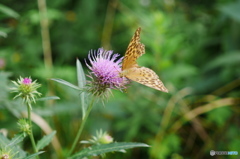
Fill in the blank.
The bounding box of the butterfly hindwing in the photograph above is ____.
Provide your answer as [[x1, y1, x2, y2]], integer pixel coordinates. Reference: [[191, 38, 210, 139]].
[[125, 67, 168, 92]]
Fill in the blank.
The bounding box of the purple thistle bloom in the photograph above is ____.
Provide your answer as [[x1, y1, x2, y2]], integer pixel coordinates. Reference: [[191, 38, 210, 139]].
[[85, 48, 128, 98], [22, 78, 32, 85]]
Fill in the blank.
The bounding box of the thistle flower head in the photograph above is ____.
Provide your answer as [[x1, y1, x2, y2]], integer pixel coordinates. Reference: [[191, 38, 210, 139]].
[[10, 76, 41, 104], [17, 118, 31, 136], [0, 153, 10, 159], [85, 48, 128, 99], [0, 148, 17, 159], [98, 132, 113, 144], [80, 129, 113, 145], [22, 78, 32, 85]]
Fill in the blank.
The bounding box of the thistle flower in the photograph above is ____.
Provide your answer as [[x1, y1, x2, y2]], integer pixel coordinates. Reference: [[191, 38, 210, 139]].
[[0, 153, 10, 159], [18, 118, 31, 136], [10, 77, 41, 104], [98, 132, 113, 144], [0, 148, 18, 159], [81, 129, 113, 145], [85, 48, 128, 99]]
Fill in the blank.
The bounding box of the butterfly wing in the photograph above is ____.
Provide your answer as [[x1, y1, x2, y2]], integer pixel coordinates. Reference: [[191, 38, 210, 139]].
[[122, 27, 145, 70], [121, 27, 168, 92], [125, 67, 168, 92]]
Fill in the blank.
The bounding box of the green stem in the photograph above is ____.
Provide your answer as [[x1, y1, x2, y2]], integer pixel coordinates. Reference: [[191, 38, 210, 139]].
[[27, 103, 39, 159], [68, 97, 95, 156]]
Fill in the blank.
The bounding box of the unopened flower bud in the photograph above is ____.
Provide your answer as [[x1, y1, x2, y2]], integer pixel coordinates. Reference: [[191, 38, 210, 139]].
[[10, 76, 41, 104], [17, 118, 31, 135]]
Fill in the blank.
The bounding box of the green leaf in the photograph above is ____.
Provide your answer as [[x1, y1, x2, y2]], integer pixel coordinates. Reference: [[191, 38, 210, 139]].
[[76, 59, 86, 88], [167, 63, 197, 79], [7, 133, 25, 147], [218, 1, 240, 22], [0, 133, 10, 148], [22, 151, 45, 159], [0, 4, 19, 18], [0, 133, 27, 157], [70, 142, 149, 159], [51, 78, 80, 90], [204, 51, 240, 71], [0, 30, 7, 38], [37, 96, 60, 101], [206, 107, 232, 127], [36, 131, 56, 150], [76, 59, 88, 118], [150, 134, 180, 159]]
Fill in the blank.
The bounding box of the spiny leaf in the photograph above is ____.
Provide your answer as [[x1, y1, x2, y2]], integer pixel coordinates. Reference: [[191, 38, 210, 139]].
[[21, 151, 45, 159], [70, 142, 149, 159], [7, 133, 25, 147], [36, 131, 56, 150], [0, 133, 26, 157]]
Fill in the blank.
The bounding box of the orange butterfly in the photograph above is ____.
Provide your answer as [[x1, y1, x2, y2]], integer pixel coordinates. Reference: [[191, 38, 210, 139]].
[[120, 27, 168, 92]]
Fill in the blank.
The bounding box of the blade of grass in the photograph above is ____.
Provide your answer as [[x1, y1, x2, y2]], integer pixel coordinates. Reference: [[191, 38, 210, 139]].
[[170, 97, 240, 132]]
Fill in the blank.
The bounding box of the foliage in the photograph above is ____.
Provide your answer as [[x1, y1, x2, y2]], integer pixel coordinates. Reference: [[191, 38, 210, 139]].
[[70, 142, 149, 159], [1, 0, 240, 158]]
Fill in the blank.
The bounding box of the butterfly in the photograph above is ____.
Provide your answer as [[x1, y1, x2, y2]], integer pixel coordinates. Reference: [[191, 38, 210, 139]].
[[120, 27, 168, 92]]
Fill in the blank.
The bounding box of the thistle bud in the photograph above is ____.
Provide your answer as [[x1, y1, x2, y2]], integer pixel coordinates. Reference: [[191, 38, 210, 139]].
[[17, 118, 31, 136], [0, 148, 15, 159], [81, 129, 113, 145], [10, 77, 41, 104]]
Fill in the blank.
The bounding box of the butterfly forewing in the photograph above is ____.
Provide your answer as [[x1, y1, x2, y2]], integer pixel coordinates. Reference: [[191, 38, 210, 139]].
[[121, 27, 168, 92], [122, 27, 145, 70]]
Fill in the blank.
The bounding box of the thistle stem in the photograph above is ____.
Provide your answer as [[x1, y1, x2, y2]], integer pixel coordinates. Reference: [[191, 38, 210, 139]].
[[68, 97, 95, 156], [27, 102, 39, 159]]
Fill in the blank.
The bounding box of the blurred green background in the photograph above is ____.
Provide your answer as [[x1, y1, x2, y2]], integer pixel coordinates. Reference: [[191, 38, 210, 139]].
[[0, 0, 240, 158]]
